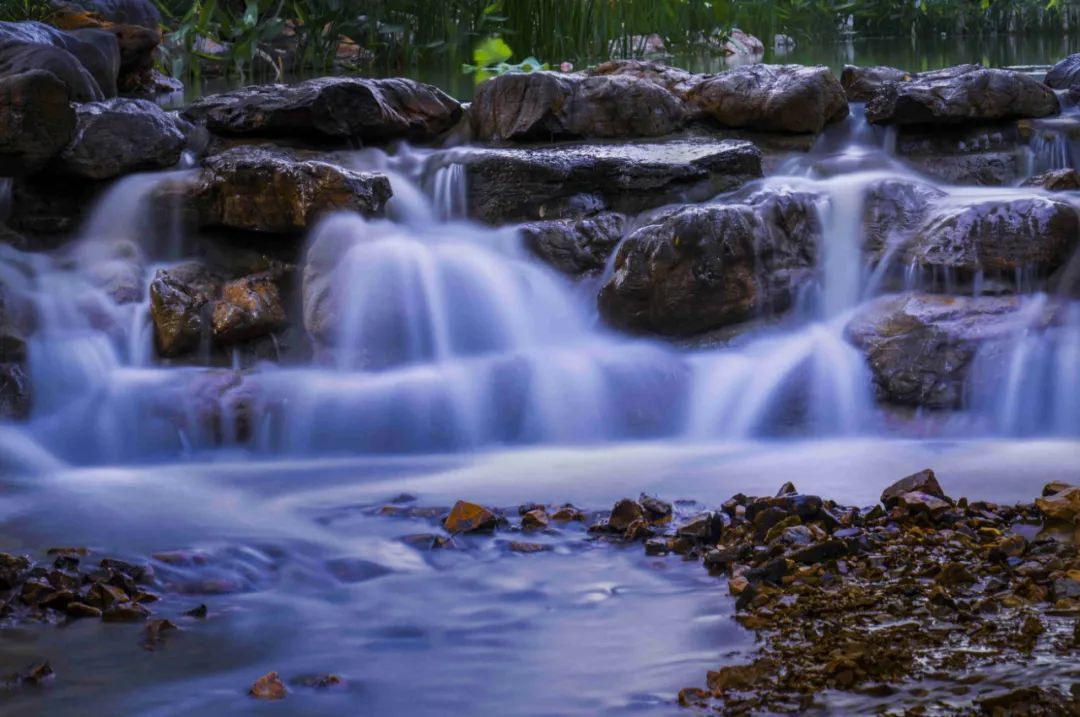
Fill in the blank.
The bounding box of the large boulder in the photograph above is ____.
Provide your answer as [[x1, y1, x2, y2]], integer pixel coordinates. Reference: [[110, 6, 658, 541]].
[[0, 21, 119, 99], [64, 0, 161, 29], [0, 70, 76, 176], [908, 197, 1078, 278], [519, 213, 625, 275], [1021, 168, 1080, 191], [58, 98, 187, 179], [193, 147, 392, 234], [894, 123, 1023, 186], [1044, 53, 1080, 102], [0, 39, 103, 102], [470, 70, 686, 141], [846, 293, 1045, 408], [840, 65, 908, 102], [687, 64, 849, 134], [46, 5, 162, 94], [865, 66, 1059, 125], [862, 179, 945, 259], [463, 139, 762, 224], [183, 77, 462, 143], [598, 190, 819, 336]]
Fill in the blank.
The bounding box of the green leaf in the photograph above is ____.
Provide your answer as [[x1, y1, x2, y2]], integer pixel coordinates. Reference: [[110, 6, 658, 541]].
[[473, 35, 512, 67]]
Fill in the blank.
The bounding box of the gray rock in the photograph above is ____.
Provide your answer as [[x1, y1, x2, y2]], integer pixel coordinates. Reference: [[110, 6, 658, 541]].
[[881, 468, 946, 507], [0, 21, 118, 99], [519, 213, 625, 275], [59, 98, 187, 179], [463, 139, 762, 224], [1021, 168, 1080, 191], [183, 77, 462, 143], [598, 189, 819, 336], [840, 64, 908, 102], [1044, 53, 1080, 102], [68, 0, 161, 28]]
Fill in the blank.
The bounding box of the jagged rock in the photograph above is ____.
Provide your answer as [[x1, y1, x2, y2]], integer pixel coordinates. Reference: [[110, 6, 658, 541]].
[[1021, 168, 1080, 190], [909, 197, 1078, 278], [470, 70, 686, 141], [1045, 53, 1080, 102], [183, 77, 462, 143], [210, 273, 286, 345], [249, 672, 287, 701], [148, 263, 222, 356], [0, 363, 30, 419], [0, 70, 76, 176], [1035, 483, 1079, 523], [845, 293, 1045, 408], [443, 501, 498, 534], [58, 98, 187, 179], [881, 469, 946, 507], [464, 139, 761, 224], [866, 65, 1059, 125], [608, 499, 645, 532], [840, 64, 909, 102], [519, 213, 625, 275], [862, 179, 946, 258], [194, 147, 391, 233], [688, 64, 848, 134], [598, 189, 819, 336]]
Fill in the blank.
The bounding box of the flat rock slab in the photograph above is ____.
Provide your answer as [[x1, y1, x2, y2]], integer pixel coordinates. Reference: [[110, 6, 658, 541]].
[[462, 139, 762, 223], [182, 77, 462, 143]]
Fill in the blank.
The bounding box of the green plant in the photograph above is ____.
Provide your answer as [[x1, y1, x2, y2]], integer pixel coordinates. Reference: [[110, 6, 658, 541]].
[[0, 0, 54, 22], [461, 35, 548, 81]]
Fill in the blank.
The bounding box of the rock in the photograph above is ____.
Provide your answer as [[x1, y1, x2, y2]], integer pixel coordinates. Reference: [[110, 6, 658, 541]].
[[1052, 570, 1080, 599], [896, 491, 951, 518], [57, 98, 186, 179], [65, 601, 102, 618], [1045, 53, 1080, 102], [598, 189, 818, 336], [183, 603, 207, 618], [677, 512, 726, 543], [0, 362, 31, 419], [722, 29, 764, 57], [470, 70, 686, 141], [149, 263, 221, 357], [194, 147, 392, 233], [776, 481, 797, 496], [789, 538, 847, 565], [519, 213, 625, 275], [1021, 168, 1080, 191], [0, 21, 115, 100], [520, 509, 549, 531], [773, 34, 796, 51], [102, 601, 150, 621], [443, 500, 498, 534], [639, 494, 673, 523], [976, 686, 1076, 716], [894, 124, 1023, 186], [706, 664, 763, 693], [141, 618, 176, 649], [936, 562, 976, 587], [464, 139, 760, 224], [249, 671, 287, 700], [289, 673, 343, 689], [210, 273, 286, 345], [7, 173, 105, 233], [0, 70, 77, 176], [841, 64, 909, 102], [1035, 484, 1080, 523], [866, 66, 1059, 125], [66, 0, 161, 28], [608, 499, 645, 532], [862, 179, 945, 259], [183, 77, 462, 143], [608, 33, 666, 58], [845, 293, 1048, 409], [509, 541, 548, 554], [689, 64, 848, 134], [881, 469, 946, 507], [909, 197, 1078, 278]]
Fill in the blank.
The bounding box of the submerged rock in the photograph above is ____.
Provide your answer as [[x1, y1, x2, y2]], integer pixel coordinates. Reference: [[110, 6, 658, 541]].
[[519, 212, 625, 275], [183, 77, 462, 143], [598, 189, 819, 336], [249, 672, 287, 700], [0, 70, 76, 176], [463, 139, 761, 224], [845, 293, 1041, 408], [194, 146, 391, 233], [865, 65, 1059, 125], [58, 98, 187, 179], [443, 501, 499, 534]]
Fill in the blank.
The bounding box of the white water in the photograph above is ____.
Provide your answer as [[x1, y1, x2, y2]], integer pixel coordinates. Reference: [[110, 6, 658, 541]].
[[1, 108, 1079, 467]]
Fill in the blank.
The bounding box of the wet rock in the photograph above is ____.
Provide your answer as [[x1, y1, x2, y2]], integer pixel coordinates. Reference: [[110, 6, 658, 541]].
[[141, 618, 176, 650], [639, 494, 673, 524], [721, 29, 764, 58], [862, 179, 945, 259], [881, 469, 946, 507], [866, 66, 1059, 125], [840, 64, 909, 102], [509, 542, 548, 554], [1045, 53, 1080, 102], [845, 293, 1042, 409], [183, 77, 461, 143], [689, 64, 848, 134], [706, 664, 764, 693], [776, 481, 797, 496], [894, 123, 1024, 186], [57, 98, 187, 179], [463, 139, 761, 224], [249, 671, 287, 700], [551, 505, 585, 522], [0, 70, 77, 176], [4, 661, 54, 688], [0, 362, 31, 420], [598, 190, 818, 336], [64, 0, 161, 29], [677, 512, 727, 543], [470, 69, 686, 141], [909, 197, 1078, 278], [975, 686, 1076, 715], [0, 22, 114, 101], [1021, 168, 1080, 191], [608, 499, 645, 532], [1035, 483, 1079, 524], [325, 558, 392, 584], [1052, 571, 1080, 600], [443, 501, 498, 534], [65, 601, 102, 618], [520, 509, 549, 531], [102, 601, 150, 622], [194, 147, 392, 233], [519, 212, 625, 275], [210, 273, 286, 345], [789, 538, 847, 565], [289, 673, 343, 689], [183, 603, 207, 619], [149, 263, 222, 357]]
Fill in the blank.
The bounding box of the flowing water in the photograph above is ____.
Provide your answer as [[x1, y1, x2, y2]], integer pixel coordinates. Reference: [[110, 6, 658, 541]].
[[2, 66, 1080, 715]]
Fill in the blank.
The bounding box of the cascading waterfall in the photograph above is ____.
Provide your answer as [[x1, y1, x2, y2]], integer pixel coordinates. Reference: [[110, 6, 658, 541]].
[[2, 106, 1080, 465]]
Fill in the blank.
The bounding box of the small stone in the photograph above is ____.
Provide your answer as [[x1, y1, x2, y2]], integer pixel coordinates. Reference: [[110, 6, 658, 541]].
[[896, 491, 951, 518], [789, 539, 848, 565], [521, 509, 549, 531], [443, 501, 498, 534], [638, 494, 673, 524], [102, 602, 150, 622], [776, 481, 797, 496], [881, 469, 947, 508], [706, 664, 762, 693], [551, 504, 584, 522], [763, 515, 802, 544], [290, 674, 343, 688], [508, 542, 548, 553], [85, 583, 128, 609], [65, 602, 102, 619], [678, 687, 710, 706], [183, 604, 208, 619], [1036, 484, 1080, 523], [6, 661, 54, 687], [142, 619, 177, 650], [936, 562, 976, 587], [608, 499, 645, 532], [645, 538, 669, 556], [249, 671, 287, 700], [399, 534, 441, 550], [728, 576, 750, 595], [677, 511, 727, 543], [1052, 570, 1080, 600]]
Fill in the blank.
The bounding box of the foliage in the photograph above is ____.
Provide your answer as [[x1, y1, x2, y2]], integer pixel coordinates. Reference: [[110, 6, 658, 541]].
[[461, 36, 548, 81], [0, 0, 55, 22]]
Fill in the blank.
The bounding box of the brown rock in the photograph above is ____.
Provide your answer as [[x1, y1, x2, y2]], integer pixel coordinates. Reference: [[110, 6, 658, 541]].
[[443, 500, 498, 534], [65, 601, 102, 618], [211, 273, 286, 345], [880, 469, 945, 507], [249, 671, 287, 700], [1021, 168, 1080, 191], [706, 664, 764, 693], [0, 70, 76, 176], [520, 509, 549, 531], [608, 499, 645, 532], [1036, 484, 1080, 523], [102, 601, 150, 622]]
